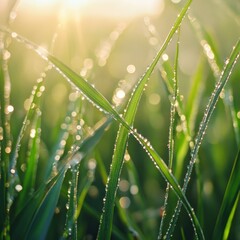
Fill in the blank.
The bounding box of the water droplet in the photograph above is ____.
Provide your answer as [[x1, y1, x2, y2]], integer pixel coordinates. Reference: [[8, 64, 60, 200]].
[[15, 184, 23, 192], [119, 196, 131, 208], [162, 54, 169, 61], [130, 185, 138, 195], [126, 64, 136, 74]]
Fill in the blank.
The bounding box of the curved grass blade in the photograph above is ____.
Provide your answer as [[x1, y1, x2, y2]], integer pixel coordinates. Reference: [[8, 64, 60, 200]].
[[97, 1, 194, 238], [62, 165, 79, 239], [0, 45, 12, 239], [11, 149, 83, 240], [73, 160, 95, 221], [82, 203, 126, 240], [0, 4, 205, 237], [158, 29, 180, 240], [96, 152, 144, 239], [10, 73, 48, 204], [24, 168, 66, 240], [16, 108, 42, 211], [165, 39, 240, 239], [212, 148, 240, 240], [11, 167, 66, 240]]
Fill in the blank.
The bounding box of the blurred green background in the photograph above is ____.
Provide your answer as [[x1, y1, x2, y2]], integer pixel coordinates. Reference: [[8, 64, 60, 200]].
[[0, 0, 239, 239]]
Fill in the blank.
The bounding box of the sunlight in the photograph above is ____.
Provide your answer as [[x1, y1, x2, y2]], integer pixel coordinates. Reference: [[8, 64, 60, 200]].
[[21, 0, 163, 18]]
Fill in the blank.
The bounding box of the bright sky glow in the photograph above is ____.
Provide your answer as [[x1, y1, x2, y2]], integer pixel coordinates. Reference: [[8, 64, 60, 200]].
[[21, 0, 163, 18]]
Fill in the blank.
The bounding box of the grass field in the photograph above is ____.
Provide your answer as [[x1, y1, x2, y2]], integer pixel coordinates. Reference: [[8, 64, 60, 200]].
[[0, 0, 240, 239]]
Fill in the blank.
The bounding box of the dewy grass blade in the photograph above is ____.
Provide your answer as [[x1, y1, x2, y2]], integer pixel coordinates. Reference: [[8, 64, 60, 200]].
[[16, 109, 42, 211], [212, 148, 240, 240], [63, 165, 79, 239], [166, 39, 240, 238], [0, 40, 12, 238], [97, 1, 195, 238], [0, 2, 205, 237], [11, 147, 82, 239], [158, 29, 180, 240], [10, 71, 47, 203], [11, 168, 66, 239], [74, 161, 95, 221]]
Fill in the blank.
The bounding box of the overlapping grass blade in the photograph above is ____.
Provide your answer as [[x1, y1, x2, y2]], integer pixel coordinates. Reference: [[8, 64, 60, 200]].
[[11, 167, 66, 240], [95, 152, 144, 239], [73, 161, 95, 221], [16, 109, 42, 210], [10, 74, 47, 203], [158, 30, 180, 239], [97, 1, 197, 238], [165, 39, 240, 238], [10, 116, 112, 239], [0, 2, 205, 237], [0, 43, 13, 238], [212, 148, 240, 240], [62, 165, 79, 239]]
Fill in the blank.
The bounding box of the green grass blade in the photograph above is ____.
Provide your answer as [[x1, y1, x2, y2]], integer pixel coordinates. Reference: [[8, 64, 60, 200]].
[[158, 29, 180, 239], [166, 38, 240, 238], [10, 75, 47, 204], [11, 168, 66, 239], [97, 1, 193, 238], [0, 44, 12, 239], [24, 169, 66, 240], [212, 148, 240, 240], [74, 161, 95, 221], [62, 165, 79, 239], [225, 89, 240, 146], [16, 109, 42, 210], [1, 4, 205, 237], [223, 194, 239, 240], [11, 148, 82, 239]]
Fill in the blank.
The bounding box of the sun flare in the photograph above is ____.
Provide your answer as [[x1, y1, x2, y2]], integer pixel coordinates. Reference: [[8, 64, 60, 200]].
[[21, 0, 163, 18]]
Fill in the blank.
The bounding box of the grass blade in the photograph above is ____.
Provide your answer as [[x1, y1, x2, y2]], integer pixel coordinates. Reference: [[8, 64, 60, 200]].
[[0, 4, 205, 237], [158, 29, 180, 239], [166, 38, 240, 238], [0, 42, 12, 239], [212, 148, 240, 240], [16, 109, 42, 210], [11, 168, 66, 239], [62, 165, 79, 239], [11, 148, 83, 239], [97, 0, 194, 238]]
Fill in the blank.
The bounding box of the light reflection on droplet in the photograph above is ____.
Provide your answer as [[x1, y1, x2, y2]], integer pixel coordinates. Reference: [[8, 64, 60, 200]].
[[149, 93, 160, 105], [11, 32, 18, 38], [24, 98, 31, 111], [127, 64, 136, 74], [119, 179, 130, 192], [15, 184, 23, 192], [88, 185, 99, 198], [116, 89, 125, 99], [10, 11, 17, 21], [171, 0, 181, 3], [124, 152, 131, 161], [237, 111, 240, 119], [30, 129, 36, 138], [55, 207, 60, 214], [162, 53, 169, 61], [3, 50, 11, 60], [203, 180, 213, 195], [88, 159, 97, 170], [130, 185, 139, 195], [119, 196, 131, 209], [5, 147, 11, 154], [6, 105, 14, 114], [149, 37, 158, 46]]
